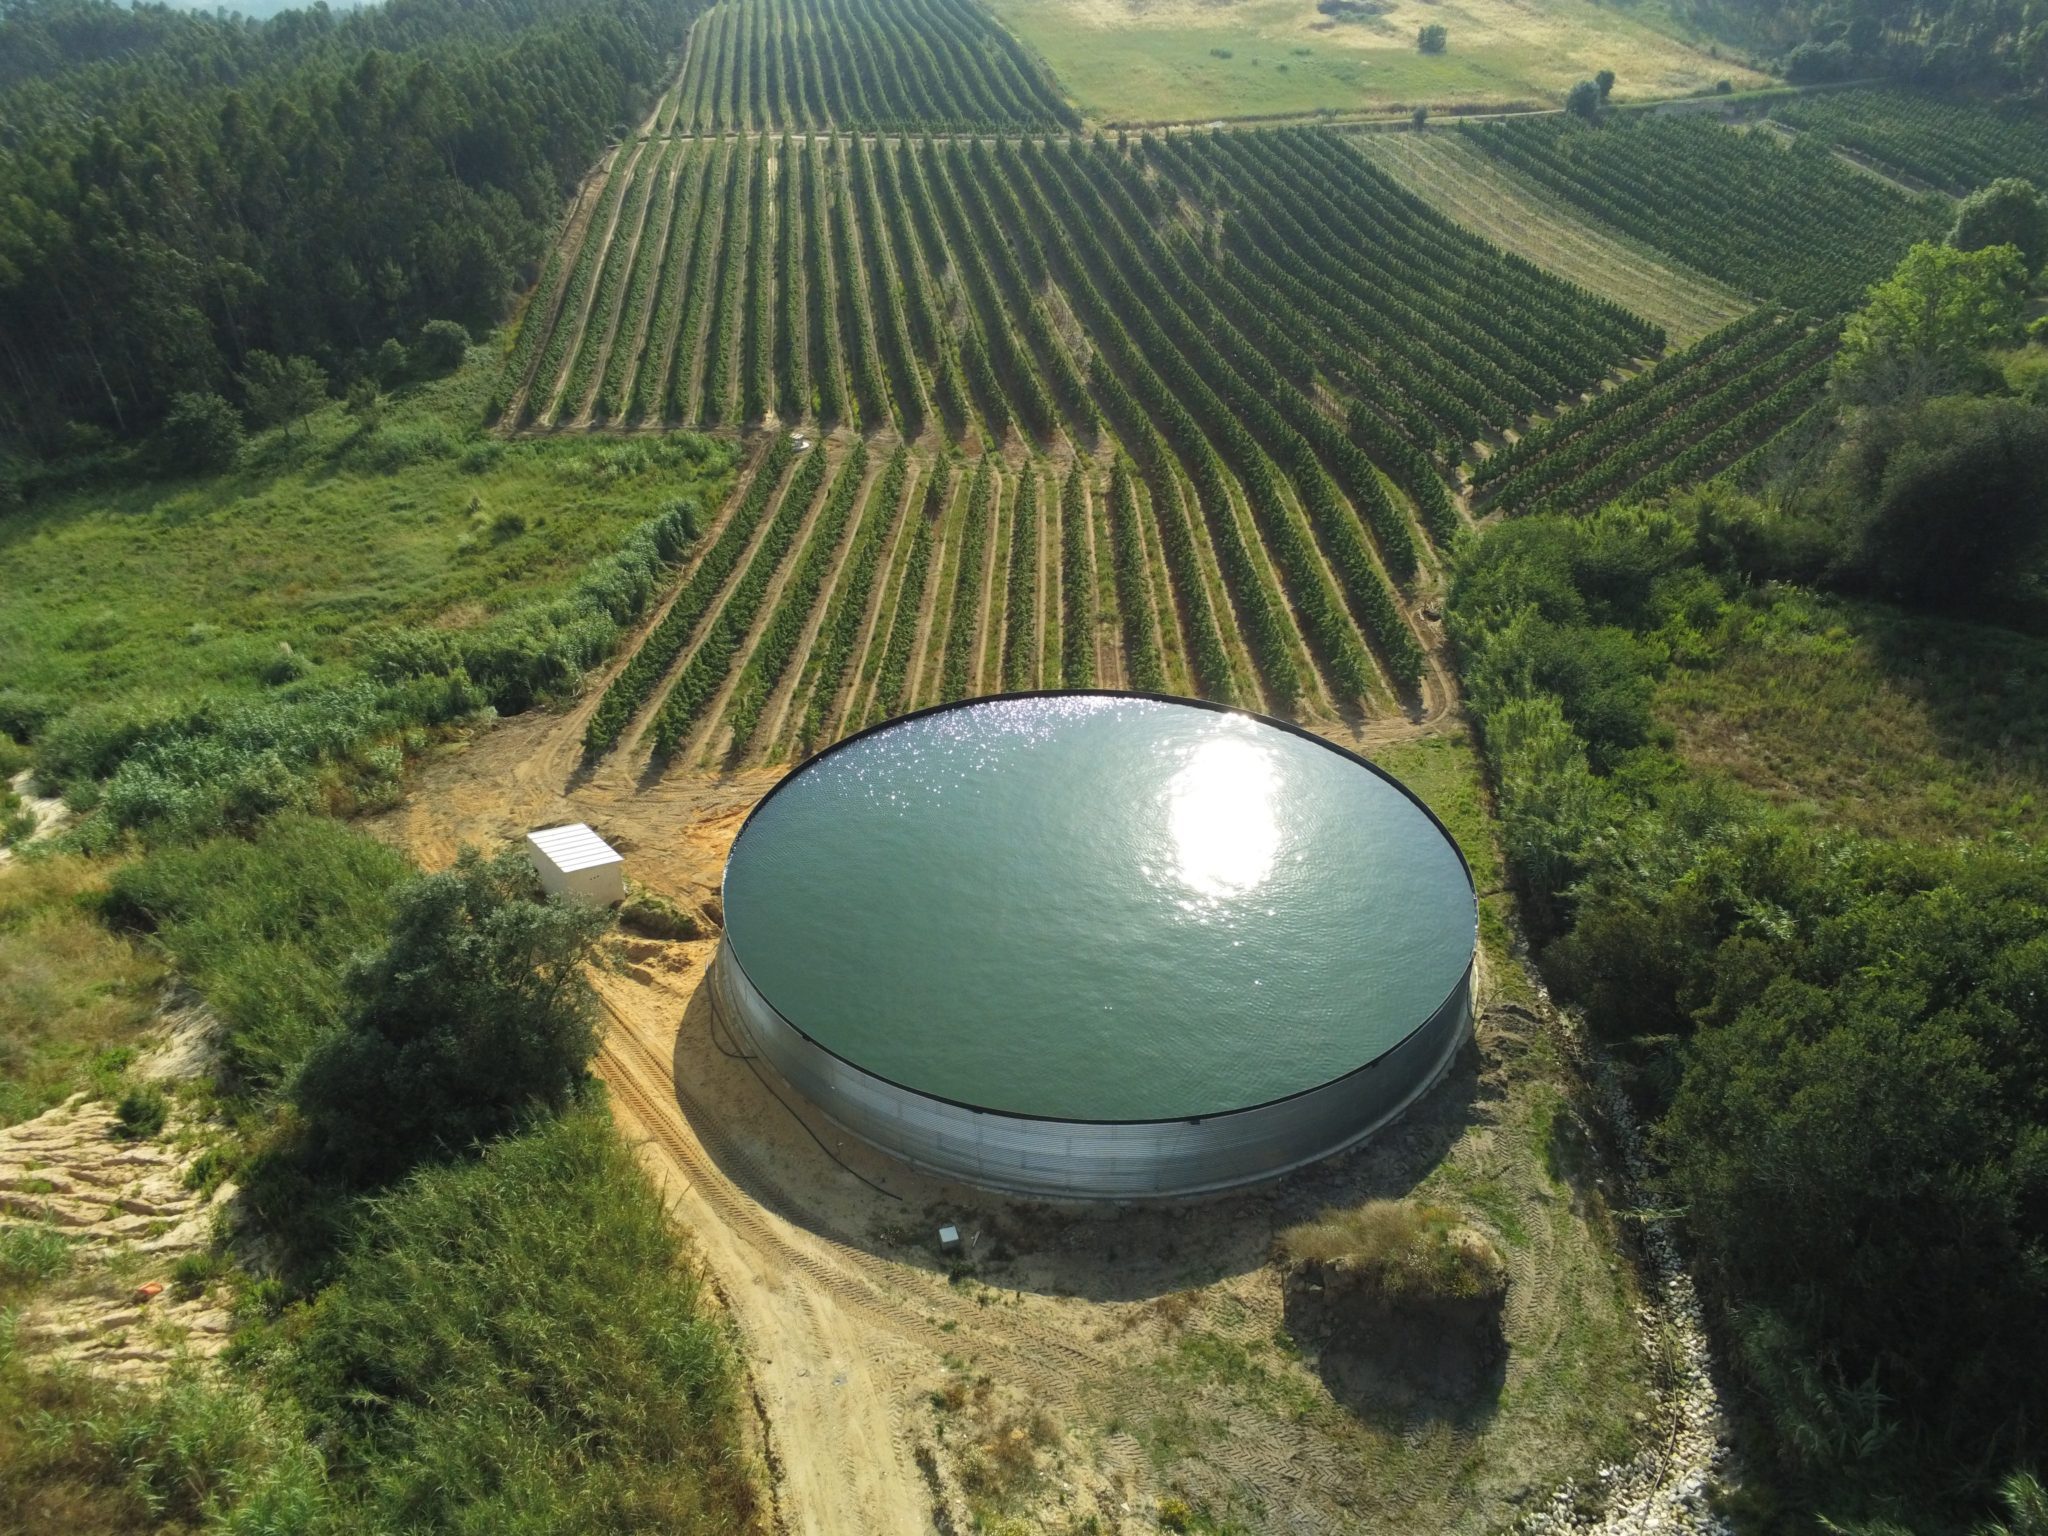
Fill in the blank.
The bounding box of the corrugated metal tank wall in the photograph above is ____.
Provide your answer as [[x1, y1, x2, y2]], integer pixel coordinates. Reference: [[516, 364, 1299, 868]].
[[710, 936, 1473, 1199]]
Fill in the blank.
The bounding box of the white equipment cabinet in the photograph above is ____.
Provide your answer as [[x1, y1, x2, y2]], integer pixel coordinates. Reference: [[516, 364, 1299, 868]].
[[524, 823, 626, 907]]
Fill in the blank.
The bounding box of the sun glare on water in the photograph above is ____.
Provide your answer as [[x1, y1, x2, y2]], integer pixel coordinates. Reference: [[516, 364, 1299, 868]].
[[1166, 732, 1283, 900]]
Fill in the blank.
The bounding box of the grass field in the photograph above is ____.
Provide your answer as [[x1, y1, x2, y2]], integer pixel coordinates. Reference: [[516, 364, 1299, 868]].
[[1658, 586, 2048, 844], [985, 0, 1767, 123], [1355, 130, 1753, 345], [0, 365, 734, 727]]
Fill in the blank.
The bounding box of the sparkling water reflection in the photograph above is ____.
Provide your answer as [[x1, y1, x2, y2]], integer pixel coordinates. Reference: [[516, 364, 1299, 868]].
[[722, 697, 1475, 1120], [1167, 731, 1280, 900]]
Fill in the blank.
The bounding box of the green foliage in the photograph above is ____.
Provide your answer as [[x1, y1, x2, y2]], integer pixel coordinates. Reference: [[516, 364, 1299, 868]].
[[413, 319, 470, 376], [1452, 491, 2048, 1527], [1834, 394, 2048, 607], [1059, 461, 1095, 687], [1834, 242, 2030, 404], [647, 442, 825, 761], [279, 1106, 755, 1533], [939, 457, 996, 701], [156, 392, 244, 475], [292, 847, 608, 1187], [102, 815, 409, 1094], [1475, 310, 1834, 519], [1281, 1200, 1507, 1303], [1466, 115, 1947, 313], [113, 1082, 168, 1139], [0, 0, 679, 442], [0, 1224, 71, 1303], [672, 0, 1077, 134], [1770, 87, 2048, 196], [238, 352, 329, 437], [585, 438, 792, 758], [798, 445, 910, 753], [1951, 177, 2048, 276], [1106, 458, 1166, 692], [1594, 67, 1615, 98], [725, 443, 869, 748], [1417, 23, 1447, 53], [1565, 79, 1600, 118], [0, 1356, 326, 1535]]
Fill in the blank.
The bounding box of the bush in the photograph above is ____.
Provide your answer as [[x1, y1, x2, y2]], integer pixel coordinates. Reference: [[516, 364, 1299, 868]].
[[157, 392, 245, 474], [278, 1108, 756, 1532], [0, 1224, 72, 1301], [102, 815, 410, 1093], [619, 889, 702, 941], [1951, 177, 2048, 278], [1280, 1200, 1507, 1303], [1417, 22, 1447, 52], [1839, 395, 2048, 608], [114, 1083, 168, 1139], [292, 847, 609, 1185], [412, 318, 470, 375], [341, 419, 457, 473]]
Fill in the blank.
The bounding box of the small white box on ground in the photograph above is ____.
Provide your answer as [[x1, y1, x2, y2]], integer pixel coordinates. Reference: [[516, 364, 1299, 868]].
[[525, 823, 626, 907], [937, 1224, 961, 1253]]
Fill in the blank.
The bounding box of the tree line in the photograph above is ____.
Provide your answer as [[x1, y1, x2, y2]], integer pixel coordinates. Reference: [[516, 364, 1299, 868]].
[[0, 0, 697, 446]]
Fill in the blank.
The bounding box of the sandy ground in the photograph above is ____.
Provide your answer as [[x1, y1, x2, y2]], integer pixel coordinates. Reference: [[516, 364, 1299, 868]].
[[0, 770, 69, 868], [2, 1083, 234, 1383]]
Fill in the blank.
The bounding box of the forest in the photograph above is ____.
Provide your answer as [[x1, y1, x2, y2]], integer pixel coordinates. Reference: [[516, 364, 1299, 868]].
[[0, 0, 696, 442]]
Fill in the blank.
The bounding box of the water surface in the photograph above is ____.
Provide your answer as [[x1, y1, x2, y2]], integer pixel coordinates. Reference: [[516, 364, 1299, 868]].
[[723, 697, 1475, 1120]]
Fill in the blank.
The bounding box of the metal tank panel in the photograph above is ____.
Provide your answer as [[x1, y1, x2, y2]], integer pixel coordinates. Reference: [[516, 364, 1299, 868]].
[[711, 935, 1473, 1199]]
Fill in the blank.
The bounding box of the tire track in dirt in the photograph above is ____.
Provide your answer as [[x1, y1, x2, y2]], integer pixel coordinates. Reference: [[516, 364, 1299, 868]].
[[534, 137, 652, 427], [821, 453, 919, 746], [567, 143, 672, 428], [753, 442, 887, 759]]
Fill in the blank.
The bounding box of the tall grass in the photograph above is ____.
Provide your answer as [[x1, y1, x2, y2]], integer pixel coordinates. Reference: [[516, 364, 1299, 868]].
[[278, 1106, 759, 1533], [101, 816, 410, 1096]]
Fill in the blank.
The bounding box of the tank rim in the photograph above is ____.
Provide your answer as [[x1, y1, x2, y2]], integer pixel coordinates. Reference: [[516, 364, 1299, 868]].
[[718, 689, 1477, 1128]]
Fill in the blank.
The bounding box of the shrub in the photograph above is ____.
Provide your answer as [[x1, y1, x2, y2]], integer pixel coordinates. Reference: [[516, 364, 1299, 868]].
[[412, 318, 470, 376], [114, 1083, 169, 1139], [0, 1224, 72, 1301], [157, 392, 245, 474], [292, 847, 610, 1185], [277, 1108, 754, 1531], [619, 889, 702, 941], [1279, 1200, 1506, 1304], [102, 815, 410, 1093], [1417, 22, 1447, 51]]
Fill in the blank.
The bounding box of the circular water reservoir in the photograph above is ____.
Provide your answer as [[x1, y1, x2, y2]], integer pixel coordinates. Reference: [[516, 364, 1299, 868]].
[[713, 693, 1476, 1197]]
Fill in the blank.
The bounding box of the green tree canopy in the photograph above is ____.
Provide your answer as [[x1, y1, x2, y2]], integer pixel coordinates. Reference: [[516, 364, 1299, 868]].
[[156, 390, 244, 474], [1832, 241, 2029, 404], [293, 846, 610, 1185], [238, 351, 329, 437], [1566, 79, 1601, 118], [1840, 394, 2048, 607], [1951, 176, 2048, 278]]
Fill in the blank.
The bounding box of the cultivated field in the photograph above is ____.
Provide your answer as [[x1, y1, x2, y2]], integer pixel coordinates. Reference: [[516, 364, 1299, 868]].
[[494, 122, 1695, 748], [1462, 113, 1949, 311], [983, 0, 1768, 123], [1766, 85, 2048, 194], [1354, 130, 1753, 346]]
